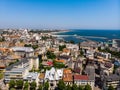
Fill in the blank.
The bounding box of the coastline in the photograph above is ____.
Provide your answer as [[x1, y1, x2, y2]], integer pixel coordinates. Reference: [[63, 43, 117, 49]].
[[50, 30, 69, 35], [51, 29, 120, 44]]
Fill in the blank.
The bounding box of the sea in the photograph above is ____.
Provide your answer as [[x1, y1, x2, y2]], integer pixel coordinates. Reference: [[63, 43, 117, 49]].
[[56, 29, 120, 43]]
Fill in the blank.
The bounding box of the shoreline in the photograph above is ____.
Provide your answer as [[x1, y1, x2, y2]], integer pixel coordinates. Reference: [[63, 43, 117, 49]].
[[50, 30, 69, 35]]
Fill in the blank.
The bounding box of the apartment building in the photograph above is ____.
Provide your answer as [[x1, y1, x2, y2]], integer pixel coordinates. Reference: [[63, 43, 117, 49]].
[[44, 67, 63, 89], [112, 39, 120, 48], [4, 59, 29, 83], [95, 52, 111, 60], [102, 74, 120, 89], [10, 47, 34, 57]]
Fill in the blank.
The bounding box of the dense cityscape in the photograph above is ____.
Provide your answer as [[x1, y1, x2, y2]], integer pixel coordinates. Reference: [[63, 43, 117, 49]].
[[0, 0, 119, 89], [0, 29, 120, 90]]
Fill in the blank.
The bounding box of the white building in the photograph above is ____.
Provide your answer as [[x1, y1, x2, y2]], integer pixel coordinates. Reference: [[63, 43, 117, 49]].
[[44, 67, 63, 81], [44, 67, 63, 89], [28, 57, 39, 70], [11, 47, 34, 57], [74, 74, 94, 90], [95, 52, 111, 59], [86, 50, 95, 59], [66, 44, 79, 51], [24, 72, 39, 86], [33, 33, 40, 40], [112, 39, 120, 48], [4, 57, 39, 83]]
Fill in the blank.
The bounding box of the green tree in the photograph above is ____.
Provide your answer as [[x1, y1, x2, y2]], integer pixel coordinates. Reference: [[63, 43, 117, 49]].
[[57, 80, 66, 90], [32, 45, 38, 50], [0, 71, 4, 79], [39, 63, 44, 71], [46, 51, 56, 59], [24, 44, 32, 47], [10, 88, 16, 90], [23, 81, 29, 90], [80, 50, 84, 56], [9, 80, 16, 89], [30, 81, 36, 90], [41, 36, 49, 40], [66, 85, 72, 90], [78, 85, 83, 90], [16, 80, 23, 89], [69, 40, 75, 44], [0, 37, 5, 42], [72, 84, 78, 90], [43, 81, 49, 90], [53, 61, 65, 69], [38, 84, 43, 90], [108, 85, 115, 90], [98, 47, 101, 51], [84, 84, 92, 90], [38, 55, 42, 63], [24, 44, 38, 50], [59, 45, 66, 51]]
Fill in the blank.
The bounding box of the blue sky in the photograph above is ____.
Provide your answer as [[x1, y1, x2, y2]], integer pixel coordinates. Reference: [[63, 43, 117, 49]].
[[0, 0, 119, 29]]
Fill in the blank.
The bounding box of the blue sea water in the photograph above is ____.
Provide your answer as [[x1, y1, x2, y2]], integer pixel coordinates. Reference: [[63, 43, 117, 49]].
[[57, 29, 120, 43]]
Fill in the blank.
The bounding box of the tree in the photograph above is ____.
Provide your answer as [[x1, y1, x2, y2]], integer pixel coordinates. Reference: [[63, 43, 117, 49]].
[[69, 40, 75, 44], [59, 45, 66, 51], [108, 85, 115, 90], [80, 50, 84, 56], [24, 44, 32, 47], [53, 61, 65, 69], [30, 81, 36, 90], [46, 51, 56, 59], [32, 45, 38, 50], [72, 84, 78, 90], [38, 54, 42, 63], [9, 80, 16, 89], [57, 80, 66, 90], [78, 85, 83, 90], [66, 85, 72, 90], [16, 80, 23, 89], [98, 47, 101, 51], [0, 37, 5, 42], [0, 71, 3, 79], [43, 81, 49, 90], [41, 36, 49, 40], [24, 81, 29, 90], [39, 63, 44, 71], [10, 88, 16, 90], [84, 84, 92, 90], [38, 84, 43, 90]]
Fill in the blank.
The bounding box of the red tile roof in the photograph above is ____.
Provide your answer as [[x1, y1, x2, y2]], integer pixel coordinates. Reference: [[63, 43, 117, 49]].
[[74, 75, 89, 80], [47, 61, 53, 66], [63, 73, 73, 82], [64, 68, 72, 74]]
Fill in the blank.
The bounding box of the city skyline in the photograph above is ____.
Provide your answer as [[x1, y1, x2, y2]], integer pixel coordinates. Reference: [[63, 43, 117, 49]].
[[0, 0, 120, 29]]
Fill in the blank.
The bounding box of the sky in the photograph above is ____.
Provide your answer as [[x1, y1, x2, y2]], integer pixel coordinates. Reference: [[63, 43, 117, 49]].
[[0, 0, 120, 29]]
